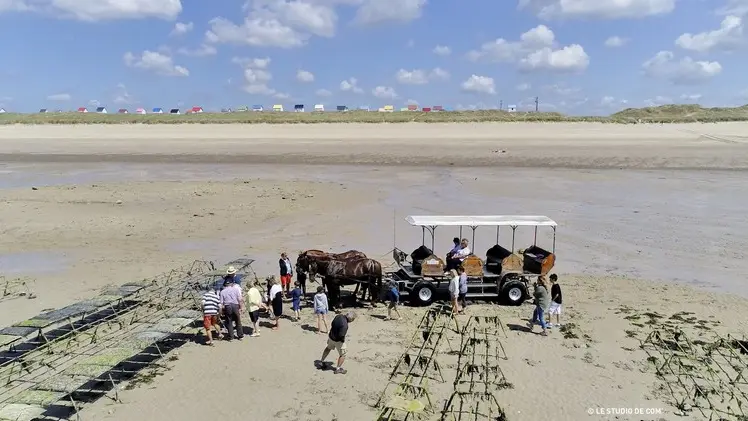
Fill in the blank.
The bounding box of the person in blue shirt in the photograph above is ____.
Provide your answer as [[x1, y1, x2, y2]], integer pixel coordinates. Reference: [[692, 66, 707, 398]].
[[445, 237, 461, 271], [387, 281, 402, 321], [291, 281, 302, 321]]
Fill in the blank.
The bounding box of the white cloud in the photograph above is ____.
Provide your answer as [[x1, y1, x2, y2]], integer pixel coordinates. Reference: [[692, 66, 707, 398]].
[[206, 17, 307, 48], [231, 55, 286, 97], [47, 93, 71, 101], [644, 95, 673, 107], [433, 45, 451, 56], [171, 21, 193, 36], [113, 83, 135, 104], [203, 0, 429, 48], [177, 44, 217, 56], [395, 67, 450, 85], [468, 25, 589, 72], [680, 93, 702, 101], [516, 83, 531, 91], [406, 98, 418, 105], [518, 0, 675, 20], [123, 50, 189, 77], [88, 99, 101, 107], [717, 0, 748, 16], [340, 77, 364, 93], [354, 0, 426, 25], [519, 44, 589, 71], [430, 67, 450, 80], [372, 86, 397, 99], [396, 69, 428, 84], [600, 96, 628, 106], [676, 15, 743, 52], [296, 70, 315, 82], [316, 89, 332, 96], [231, 56, 270, 68], [642, 50, 721, 84], [604, 36, 628, 47], [2, 0, 182, 21], [461, 75, 496, 94]]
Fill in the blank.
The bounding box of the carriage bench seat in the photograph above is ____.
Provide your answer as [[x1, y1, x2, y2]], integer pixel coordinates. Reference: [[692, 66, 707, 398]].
[[462, 255, 484, 277], [420, 255, 445, 277]]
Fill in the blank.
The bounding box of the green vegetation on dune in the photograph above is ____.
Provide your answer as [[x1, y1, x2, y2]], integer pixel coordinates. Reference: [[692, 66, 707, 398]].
[[1, 104, 747, 124]]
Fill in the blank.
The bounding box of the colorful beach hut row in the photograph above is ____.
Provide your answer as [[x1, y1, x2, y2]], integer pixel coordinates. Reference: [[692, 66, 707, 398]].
[[39, 104, 451, 114], [62, 106, 204, 114]]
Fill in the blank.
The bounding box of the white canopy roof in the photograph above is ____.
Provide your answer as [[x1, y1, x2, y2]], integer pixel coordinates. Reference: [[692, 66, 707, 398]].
[[405, 215, 557, 227]]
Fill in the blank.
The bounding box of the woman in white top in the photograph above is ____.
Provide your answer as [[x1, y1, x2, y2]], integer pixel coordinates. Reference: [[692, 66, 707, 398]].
[[447, 269, 461, 314], [267, 277, 284, 331]]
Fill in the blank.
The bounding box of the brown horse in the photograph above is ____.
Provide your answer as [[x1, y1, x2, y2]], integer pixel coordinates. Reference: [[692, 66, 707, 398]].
[[312, 258, 383, 309], [296, 249, 367, 281]]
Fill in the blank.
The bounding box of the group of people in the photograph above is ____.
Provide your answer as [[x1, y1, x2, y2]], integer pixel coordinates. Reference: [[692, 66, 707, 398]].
[[446, 237, 471, 271], [528, 273, 563, 336], [199, 253, 361, 374]]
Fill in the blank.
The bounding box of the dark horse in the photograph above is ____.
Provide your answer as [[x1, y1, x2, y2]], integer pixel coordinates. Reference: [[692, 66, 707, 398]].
[[310, 257, 383, 310], [296, 249, 367, 282]]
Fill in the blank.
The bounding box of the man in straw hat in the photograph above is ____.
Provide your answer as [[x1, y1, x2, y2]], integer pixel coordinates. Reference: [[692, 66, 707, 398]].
[[315, 311, 357, 374], [224, 265, 243, 288]]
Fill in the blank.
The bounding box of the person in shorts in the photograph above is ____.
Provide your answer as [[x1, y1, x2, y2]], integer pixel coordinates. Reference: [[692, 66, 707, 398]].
[[279, 252, 293, 296], [201, 286, 222, 345], [313, 286, 329, 334], [387, 281, 402, 321], [316, 312, 356, 374], [246, 280, 265, 337], [547, 273, 563, 327], [291, 281, 302, 321]]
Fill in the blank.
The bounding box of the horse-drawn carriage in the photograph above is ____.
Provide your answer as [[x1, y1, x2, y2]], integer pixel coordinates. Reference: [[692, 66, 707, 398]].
[[388, 215, 557, 306]]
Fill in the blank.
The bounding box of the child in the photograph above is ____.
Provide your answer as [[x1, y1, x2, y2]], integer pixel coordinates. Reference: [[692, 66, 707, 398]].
[[313, 286, 329, 334], [387, 281, 402, 321], [291, 281, 302, 321], [547, 274, 562, 327]]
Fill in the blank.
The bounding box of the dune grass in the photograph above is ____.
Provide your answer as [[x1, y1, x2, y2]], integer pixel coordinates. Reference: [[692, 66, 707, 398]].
[[1, 104, 747, 124]]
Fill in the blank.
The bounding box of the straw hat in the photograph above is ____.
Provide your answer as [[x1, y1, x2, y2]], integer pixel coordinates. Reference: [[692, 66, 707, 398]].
[[226, 266, 237, 275]]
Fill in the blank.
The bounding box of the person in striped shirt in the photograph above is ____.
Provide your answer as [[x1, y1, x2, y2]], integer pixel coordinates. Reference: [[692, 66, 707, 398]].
[[202, 286, 222, 346]]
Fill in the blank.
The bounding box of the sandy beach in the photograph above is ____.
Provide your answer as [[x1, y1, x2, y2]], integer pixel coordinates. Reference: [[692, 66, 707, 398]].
[[1, 123, 747, 421]]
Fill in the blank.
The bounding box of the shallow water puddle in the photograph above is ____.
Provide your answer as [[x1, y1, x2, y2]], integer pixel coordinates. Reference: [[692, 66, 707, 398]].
[[0, 251, 69, 274]]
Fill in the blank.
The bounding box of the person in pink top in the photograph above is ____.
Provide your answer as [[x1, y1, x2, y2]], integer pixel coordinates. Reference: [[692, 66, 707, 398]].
[[219, 278, 244, 340]]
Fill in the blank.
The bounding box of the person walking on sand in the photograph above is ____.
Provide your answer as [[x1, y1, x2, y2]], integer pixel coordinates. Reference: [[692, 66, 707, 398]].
[[316, 312, 357, 374], [458, 266, 468, 313], [246, 280, 266, 337], [547, 274, 563, 327], [279, 252, 293, 297], [291, 281, 302, 321], [387, 281, 402, 321], [528, 276, 550, 336], [219, 278, 244, 341], [448, 269, 461, 314], [313, 286, 329, 334], [201, 285, 223, 345], [267, 277, 284, 331]]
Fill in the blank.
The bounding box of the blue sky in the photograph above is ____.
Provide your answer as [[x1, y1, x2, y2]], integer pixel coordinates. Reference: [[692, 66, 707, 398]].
[[1, 0, 747, 115]]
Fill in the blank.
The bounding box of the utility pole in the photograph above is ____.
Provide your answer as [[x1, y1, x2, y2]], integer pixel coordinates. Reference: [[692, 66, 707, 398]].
[[534, 96, 539, 112], [499, 100, 503, 111]]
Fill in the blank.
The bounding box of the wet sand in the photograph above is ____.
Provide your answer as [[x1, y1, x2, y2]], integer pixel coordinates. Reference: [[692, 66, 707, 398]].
[[1, 123, 747, 421]]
